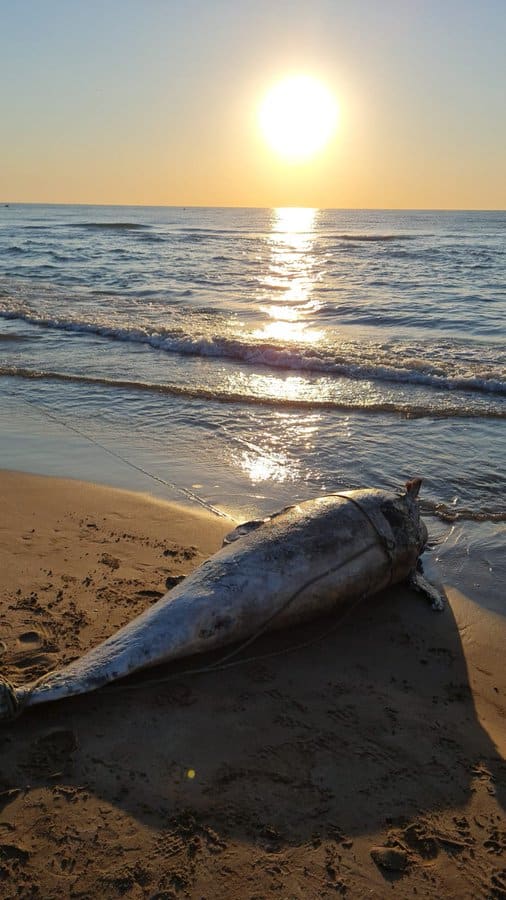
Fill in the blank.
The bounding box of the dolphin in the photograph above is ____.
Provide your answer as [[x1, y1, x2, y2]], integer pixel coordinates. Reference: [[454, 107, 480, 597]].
[[0, 478, 443, 720]]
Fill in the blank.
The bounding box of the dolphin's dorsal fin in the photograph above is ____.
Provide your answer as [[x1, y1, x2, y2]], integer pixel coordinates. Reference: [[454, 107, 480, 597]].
[[405, 477, 422, 498], [223, 504, 298, 545], [223, 519, 266, 545]]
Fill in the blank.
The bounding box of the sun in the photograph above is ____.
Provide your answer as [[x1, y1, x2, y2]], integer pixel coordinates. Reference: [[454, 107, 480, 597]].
[[259, 75, 338, 162]]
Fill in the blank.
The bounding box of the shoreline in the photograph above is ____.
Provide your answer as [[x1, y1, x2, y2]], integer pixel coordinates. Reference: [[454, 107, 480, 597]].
[[0, 469, 504, 897]]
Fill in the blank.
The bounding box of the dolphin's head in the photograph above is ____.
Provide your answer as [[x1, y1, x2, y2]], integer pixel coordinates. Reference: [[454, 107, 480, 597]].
[[376, 478, 428, 579]]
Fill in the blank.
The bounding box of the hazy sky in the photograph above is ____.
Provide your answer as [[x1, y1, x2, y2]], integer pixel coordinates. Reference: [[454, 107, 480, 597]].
[[1, 0, 505, 208]]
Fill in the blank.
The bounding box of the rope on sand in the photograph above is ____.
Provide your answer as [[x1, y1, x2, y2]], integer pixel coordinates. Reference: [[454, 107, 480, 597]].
[[7, 390, 233, 520], [107, 592, 368, 694]]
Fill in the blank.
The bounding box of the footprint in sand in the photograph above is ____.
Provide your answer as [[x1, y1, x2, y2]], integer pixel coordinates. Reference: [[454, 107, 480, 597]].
[[17, 628, 47, 649], [18, 630, 42, 646], [14, 625, 55, 658]]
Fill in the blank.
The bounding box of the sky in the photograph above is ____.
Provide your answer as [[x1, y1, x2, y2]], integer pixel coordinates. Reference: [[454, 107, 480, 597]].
[[1, 0, 505, 208]]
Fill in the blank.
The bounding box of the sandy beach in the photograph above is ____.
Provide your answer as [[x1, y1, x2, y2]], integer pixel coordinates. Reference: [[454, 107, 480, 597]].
[[0, 470, 504, 898]]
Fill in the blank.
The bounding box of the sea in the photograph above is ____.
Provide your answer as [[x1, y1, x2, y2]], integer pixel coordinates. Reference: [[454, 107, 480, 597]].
[[0, 204, 504, 613]]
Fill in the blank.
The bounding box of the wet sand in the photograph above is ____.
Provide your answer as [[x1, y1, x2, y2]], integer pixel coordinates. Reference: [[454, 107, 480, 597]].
[[0, 470, 504, 898]]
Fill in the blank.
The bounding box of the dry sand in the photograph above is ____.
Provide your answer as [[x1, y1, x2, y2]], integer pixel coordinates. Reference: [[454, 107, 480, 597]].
[[0, 470, 504, 899]]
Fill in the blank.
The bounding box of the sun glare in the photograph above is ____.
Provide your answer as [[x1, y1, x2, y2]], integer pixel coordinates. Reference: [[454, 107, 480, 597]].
[[259, 75, 338, 162]]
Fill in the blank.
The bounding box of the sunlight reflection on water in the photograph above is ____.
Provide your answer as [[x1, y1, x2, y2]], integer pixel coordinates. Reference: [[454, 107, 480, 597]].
[[236, 209, 325, 483], [226, 410, 319, 485], [253, 207, 323, 343]]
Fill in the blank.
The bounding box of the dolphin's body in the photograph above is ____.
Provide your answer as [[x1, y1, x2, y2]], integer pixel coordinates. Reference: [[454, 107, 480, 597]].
[[0, 480, 443, 720]]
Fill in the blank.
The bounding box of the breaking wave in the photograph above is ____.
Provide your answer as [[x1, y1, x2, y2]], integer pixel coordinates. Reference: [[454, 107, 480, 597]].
[[0, 306, 504, 398]]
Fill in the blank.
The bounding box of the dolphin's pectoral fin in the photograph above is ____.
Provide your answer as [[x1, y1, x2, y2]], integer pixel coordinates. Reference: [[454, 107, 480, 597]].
[[408, 569, 445, 611], [0, 678, 20, 720], [165, 574, 186, 590]]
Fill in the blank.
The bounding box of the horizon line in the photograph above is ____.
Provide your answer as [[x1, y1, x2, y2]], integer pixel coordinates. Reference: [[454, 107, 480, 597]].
[[2, 201, 506, 213]]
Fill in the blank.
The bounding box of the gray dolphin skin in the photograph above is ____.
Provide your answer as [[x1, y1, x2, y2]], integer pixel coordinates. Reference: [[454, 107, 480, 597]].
[[0, 479, 443, 720]]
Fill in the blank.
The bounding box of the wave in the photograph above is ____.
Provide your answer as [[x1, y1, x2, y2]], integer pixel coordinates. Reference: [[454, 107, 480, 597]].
[[2, 366, 505, 420], [68, 222, 151, 231], [327, 233, 417, 243], [1, 306, 505, 398], [179, 227, 257, 235], [49, 251, 74, 262], [25, 222, 150, 232], [320, 305, 502, 335], [6, 245, 27, 255], [177, 230, 417, 242]]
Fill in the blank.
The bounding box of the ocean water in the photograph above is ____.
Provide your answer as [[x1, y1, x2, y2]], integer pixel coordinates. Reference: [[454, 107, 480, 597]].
[[0, 204, 504, 610]]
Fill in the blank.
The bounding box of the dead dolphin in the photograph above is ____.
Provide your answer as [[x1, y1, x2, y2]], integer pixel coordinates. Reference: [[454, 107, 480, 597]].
[[0, 479, 443, 720]]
